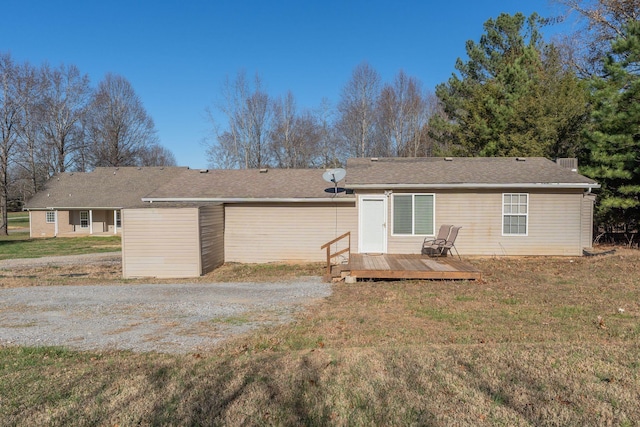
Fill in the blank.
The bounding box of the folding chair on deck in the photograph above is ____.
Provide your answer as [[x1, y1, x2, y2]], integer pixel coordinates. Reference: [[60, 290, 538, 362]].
[[423, 226, 462, 260], [421, 224, 452, 256]]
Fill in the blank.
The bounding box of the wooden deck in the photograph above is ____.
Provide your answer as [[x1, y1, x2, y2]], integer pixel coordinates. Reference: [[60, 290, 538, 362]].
[[343, 254, 481, 281]]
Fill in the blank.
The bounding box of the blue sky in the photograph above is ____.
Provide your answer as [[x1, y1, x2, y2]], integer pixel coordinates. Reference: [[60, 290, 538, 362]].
[[2, 0, 568, 169]]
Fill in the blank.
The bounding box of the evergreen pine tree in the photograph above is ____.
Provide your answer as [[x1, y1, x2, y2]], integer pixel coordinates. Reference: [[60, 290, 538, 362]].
[[430, 13, 589, 158], [582, 21, 640, 229]]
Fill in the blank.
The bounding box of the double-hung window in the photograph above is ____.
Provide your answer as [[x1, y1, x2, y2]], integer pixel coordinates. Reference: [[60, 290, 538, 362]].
[[46, 211, 56, 223], [80, 211, 89, 229], [393, 194, 434, 236], [503, 193, 528, 235]]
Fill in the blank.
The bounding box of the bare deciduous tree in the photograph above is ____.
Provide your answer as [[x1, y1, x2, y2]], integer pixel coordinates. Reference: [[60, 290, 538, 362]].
[[376, 70, 430, 157], [337, 62, 381, 158], [0, 54, 21, 235], [87, 73, 157, 167], [554, 0, 640, 75], [270, 92, 322, 168], [316, 98, 342, 168], [139, 143, 177, 166], [39, 63, 92, 174], [13, 62, 46, 197], [207, 71, 272, 169]]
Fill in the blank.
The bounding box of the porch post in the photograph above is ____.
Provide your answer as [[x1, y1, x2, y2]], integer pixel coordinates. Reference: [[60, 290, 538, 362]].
[[54, 210, 58, 237], [114, 209, 117, 234], [89, 210, 93, 235]]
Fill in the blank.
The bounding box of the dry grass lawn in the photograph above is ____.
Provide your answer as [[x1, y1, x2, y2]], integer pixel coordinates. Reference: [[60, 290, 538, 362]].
[[1, 248, 640, 426]]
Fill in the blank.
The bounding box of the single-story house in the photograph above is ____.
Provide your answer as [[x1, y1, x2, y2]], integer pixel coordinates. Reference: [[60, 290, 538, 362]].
[[346, 157, 598, 257], [24, 157, 600, 278], [23, 166, 188, 237]]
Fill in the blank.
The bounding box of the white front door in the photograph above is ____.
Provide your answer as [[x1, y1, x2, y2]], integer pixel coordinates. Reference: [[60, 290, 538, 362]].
[[359, 196, 387, 253]]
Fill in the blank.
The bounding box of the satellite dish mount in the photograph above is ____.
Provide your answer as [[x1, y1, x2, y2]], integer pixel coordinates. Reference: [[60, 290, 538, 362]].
[[322, 168, 347, 196]]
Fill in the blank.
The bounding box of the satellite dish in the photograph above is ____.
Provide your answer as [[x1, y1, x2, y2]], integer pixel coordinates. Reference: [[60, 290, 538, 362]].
[[322, 168, 346, 183]]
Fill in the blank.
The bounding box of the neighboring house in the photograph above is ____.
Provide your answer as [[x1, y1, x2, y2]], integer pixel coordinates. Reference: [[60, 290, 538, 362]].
[[23, 166, 188, 238], [24, 157, 600, 278]]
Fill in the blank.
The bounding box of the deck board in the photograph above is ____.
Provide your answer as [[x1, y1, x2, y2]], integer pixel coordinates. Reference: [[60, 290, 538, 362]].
[[345, 254, 481, 280]]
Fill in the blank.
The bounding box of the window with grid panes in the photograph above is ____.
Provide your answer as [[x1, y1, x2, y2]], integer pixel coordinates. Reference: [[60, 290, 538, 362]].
[[503, 193, 528, 235]]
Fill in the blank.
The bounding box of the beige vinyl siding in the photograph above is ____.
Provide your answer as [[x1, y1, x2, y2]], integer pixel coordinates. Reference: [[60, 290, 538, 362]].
[[581, 193, 596, 249], [384, 189, 585, 256], [122, 208, 203, 278], [199, 205, 224, 274], [224, 202, 358, 263]]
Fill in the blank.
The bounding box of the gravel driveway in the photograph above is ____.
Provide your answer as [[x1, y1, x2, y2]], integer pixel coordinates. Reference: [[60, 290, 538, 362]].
[[0, 277, 332, 354]]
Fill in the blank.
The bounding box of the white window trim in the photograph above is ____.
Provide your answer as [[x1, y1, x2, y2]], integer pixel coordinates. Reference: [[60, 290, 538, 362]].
[[46, 211, 56, 223], [80, 211, 89, 229], [391, 193, 436, 237], [502, 193, 529, 236]]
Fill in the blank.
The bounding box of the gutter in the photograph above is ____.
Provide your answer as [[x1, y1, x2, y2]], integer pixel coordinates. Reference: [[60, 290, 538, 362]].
[[141, 197, 355, 204], [25, 207, 124, 210], [347, 183, 601, 190]]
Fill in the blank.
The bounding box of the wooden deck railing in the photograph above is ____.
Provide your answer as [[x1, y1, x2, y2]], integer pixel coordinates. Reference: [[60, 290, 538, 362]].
[[320, 231, 351, 275]]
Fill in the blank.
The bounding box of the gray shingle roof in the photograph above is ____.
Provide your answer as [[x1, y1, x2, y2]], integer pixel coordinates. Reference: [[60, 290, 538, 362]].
[[24, 167, 189, 209], [346, 157, 598, 188], [25, 158, 599, 209], [146, 168, 351, 200]]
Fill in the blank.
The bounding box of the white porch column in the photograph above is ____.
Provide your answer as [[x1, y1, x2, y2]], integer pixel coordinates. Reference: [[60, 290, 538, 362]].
[[54, 210, 58, 237], [114, 209, 117, 234], [89, 210, 93, 235]]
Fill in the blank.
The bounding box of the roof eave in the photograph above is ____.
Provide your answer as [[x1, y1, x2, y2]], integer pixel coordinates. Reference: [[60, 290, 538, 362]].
[[141, 197, 355, 204], [347, 183, 601, 190], [24, 206, 125, 210]]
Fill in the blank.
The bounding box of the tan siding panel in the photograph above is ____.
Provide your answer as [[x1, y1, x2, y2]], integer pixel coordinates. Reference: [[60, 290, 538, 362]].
[[122, 208, 201, 278], [225, 203, 357, 263], [384, 190, 584, 256], [581, 194, 595, 249]]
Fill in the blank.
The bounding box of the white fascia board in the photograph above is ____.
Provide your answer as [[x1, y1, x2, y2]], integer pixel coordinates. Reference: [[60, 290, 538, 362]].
[[26, 206, 124, 210], [348, 183, 600, 190], [140, 197, 355, 203]]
